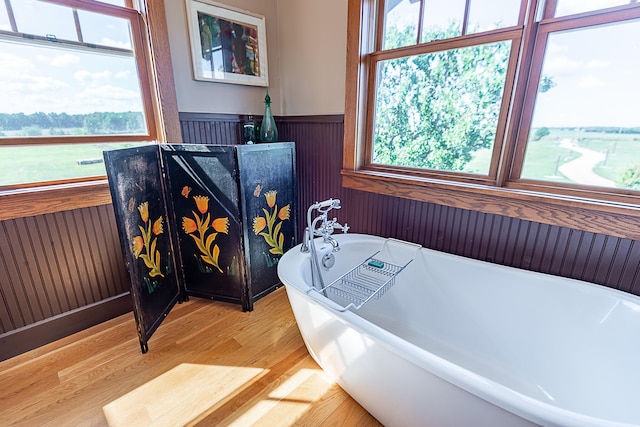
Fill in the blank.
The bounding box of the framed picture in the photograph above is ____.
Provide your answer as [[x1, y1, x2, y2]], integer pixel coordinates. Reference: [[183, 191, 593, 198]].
[[185, 0, 268, 86]]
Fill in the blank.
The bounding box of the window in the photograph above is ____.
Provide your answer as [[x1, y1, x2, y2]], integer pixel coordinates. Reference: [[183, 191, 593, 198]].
[[344, 0, 640, 240], [515, 13, 640, 193], [0, 0, 157, 190]]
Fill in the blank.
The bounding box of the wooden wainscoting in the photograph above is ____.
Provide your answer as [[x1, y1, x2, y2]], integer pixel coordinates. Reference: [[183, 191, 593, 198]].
[[0, 288, 381, 427], [6, 110, 639, 366], [0, 204, 132, 361], [179, 112, 640, 296]]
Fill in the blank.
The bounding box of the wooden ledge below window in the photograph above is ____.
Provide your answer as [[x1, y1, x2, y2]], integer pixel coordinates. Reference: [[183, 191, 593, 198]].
[[341, 169, 640, 241], [0, 181, 113, 221]]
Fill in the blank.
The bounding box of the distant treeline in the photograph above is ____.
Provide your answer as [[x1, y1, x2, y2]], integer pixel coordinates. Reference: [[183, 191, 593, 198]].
[[555, 126, 640, 134], [0, 111, 145, 133]]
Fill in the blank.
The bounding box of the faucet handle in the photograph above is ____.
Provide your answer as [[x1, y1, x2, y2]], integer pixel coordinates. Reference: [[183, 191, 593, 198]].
[[333, 221, 349, 234]]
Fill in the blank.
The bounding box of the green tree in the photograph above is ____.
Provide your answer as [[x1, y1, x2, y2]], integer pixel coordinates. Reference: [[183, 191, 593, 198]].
[[533, 127, 550, 141], [84, 113, 102, 134], [373, 25, 511, 172], [19, 125, 42, 136], [617, 164, 640, 190], [538, 76, 556, 93]]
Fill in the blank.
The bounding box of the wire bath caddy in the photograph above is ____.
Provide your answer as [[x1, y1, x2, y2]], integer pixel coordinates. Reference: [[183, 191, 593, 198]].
[[316, 249, 414, 311]]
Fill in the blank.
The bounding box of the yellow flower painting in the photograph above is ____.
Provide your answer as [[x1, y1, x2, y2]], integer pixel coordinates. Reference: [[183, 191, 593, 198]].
[[182, 194, 229, 273], [131, 201, 165, 279], [253, 189, 290, 256]]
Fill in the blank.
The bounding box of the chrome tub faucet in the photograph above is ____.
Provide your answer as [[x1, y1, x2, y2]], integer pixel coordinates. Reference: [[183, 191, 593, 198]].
[[301, 198, 349, 290], [301, 198, 349, 253]]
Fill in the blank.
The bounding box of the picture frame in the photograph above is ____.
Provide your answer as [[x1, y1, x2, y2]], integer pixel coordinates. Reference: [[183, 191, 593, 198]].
[[185, 0, 268, 86]]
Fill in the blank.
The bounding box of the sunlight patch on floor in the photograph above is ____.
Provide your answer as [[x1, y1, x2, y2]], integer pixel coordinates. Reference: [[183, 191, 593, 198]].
[[227, 368, 333, 426], [102, 363, 266, 427]]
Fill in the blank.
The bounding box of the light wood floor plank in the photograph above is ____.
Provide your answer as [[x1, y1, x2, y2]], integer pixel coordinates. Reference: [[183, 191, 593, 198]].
[[0, 288, 382, 426]]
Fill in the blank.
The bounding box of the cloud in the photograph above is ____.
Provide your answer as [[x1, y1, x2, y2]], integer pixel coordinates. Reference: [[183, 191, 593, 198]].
[[33, 53, 80, 67], [541, 48, 612, 79], [578, 75, 607, 88], [50, 53, 81, 67], [3, 85, 75, 114], [1, 52, 78, 92], [540, 41, 582, 74], [0, 52, 35, 76], [586, 59, 609, 69], [0, 39, 143, 114], [101, 38, 131, 49], [74, 70, 113, 85], [543, 55, 580, 74], [556, 0, 624, 15], [26, 76, 68, 92], [72, 85, 143, 112], [76, 85, 139, 101], [115, 70, 132, 79], [1, 74, 67, 94]]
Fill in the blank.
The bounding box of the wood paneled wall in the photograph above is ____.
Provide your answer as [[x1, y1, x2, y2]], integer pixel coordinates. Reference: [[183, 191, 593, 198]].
[[339, 191, 640, 294], [183, 112, 640, 296], [179, 113, 243, 145], [3, 112, 640, 361], [0, 204, 130, 332], [0, 205, 131, 360]]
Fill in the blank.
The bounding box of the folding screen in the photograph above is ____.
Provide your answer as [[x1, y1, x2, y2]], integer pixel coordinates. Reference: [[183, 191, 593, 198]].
[[104, 142, 296, 353]]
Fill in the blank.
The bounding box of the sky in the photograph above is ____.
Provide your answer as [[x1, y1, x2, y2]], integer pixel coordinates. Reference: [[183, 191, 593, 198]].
[[0, 0, 638, 127], [386, 0, 640, 129], [0, 0, 143, 115], [531, 20, 640, 128]]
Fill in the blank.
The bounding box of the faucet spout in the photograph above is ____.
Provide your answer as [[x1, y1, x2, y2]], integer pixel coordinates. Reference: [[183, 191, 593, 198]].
[[300, 227, 310, 252], [325, 235, 340, 252]]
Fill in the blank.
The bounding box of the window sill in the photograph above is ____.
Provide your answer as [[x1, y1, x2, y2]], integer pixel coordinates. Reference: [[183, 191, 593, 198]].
[[341, 169, 640, 241], [0, 180, 113, 221]]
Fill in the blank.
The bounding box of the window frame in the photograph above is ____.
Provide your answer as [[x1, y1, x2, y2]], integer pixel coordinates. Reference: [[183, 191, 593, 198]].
[[0, 0, 157, 149], [0, 0, 180, 220], [365, 28, 523, 186], [343, 0, 640, 241], [507, 5, 640, 203]]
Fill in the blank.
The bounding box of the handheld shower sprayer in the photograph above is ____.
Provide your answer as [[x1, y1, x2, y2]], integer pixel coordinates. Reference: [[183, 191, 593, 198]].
[[311, 198, 342, 212]]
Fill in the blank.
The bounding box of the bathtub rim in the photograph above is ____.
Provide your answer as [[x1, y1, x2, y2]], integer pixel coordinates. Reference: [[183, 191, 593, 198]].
[[279, 233, 640, 427]]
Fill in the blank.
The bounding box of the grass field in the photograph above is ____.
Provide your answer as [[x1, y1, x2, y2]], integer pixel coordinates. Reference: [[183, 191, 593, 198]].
[[525, 129, 640, 185], [464, 128, 640, 187], [0, 143, 148, 186], [2, 128, 639, 188]]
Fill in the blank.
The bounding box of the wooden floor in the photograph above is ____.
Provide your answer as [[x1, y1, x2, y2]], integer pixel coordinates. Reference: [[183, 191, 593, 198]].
[[0, 288, 382, 426]]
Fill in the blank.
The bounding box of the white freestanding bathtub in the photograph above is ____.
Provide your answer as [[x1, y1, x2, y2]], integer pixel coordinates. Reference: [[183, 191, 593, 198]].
[[277, 233, 640, 427]]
